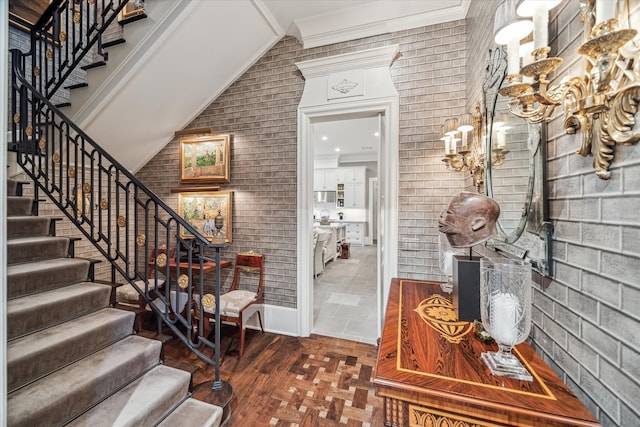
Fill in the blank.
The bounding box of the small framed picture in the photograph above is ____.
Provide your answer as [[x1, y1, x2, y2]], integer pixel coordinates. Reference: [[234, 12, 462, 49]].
[[179, 134, 231, 183], [178, 191, 232, 242]]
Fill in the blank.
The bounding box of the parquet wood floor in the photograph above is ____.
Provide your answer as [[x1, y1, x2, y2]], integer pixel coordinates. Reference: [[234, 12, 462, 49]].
[[162, 327, 385, 427]]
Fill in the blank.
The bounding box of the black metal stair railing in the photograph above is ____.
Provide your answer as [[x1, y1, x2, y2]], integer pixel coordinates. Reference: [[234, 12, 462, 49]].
[[11, 54, 222, 367], [26, 0, 129, 101], [8, 0, 226, 375]]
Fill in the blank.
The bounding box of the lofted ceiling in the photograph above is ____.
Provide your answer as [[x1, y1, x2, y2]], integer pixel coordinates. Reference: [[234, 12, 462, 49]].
[[21, 0, 469, 172]]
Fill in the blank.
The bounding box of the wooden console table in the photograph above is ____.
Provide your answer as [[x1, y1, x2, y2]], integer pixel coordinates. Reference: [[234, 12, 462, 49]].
[[373, 278, 600, 427]]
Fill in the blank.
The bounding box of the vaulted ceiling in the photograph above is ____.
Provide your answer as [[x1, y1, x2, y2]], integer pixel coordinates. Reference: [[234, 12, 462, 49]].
[[10, 0, 470, 171]]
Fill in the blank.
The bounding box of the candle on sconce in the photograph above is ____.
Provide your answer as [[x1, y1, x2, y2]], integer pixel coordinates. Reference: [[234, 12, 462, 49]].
[[451, 138, 459, 155], [531, 4, 548, 50], [507, 38, 520, 76], [595, 0, 616, 24], [497, 130, 507, 149], [443, 136, 451, 155]]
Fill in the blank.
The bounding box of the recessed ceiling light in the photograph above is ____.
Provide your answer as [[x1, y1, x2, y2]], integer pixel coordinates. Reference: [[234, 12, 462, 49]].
[[321, 136, 328, 141], [374, 132, 380, 137], [335, 148, 340, 152]]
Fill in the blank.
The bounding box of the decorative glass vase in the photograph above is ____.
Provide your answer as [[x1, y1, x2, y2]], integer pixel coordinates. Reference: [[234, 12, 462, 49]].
[[479, 257, 533, 381]]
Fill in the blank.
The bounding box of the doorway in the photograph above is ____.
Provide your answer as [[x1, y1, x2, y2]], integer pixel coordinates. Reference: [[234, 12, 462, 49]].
[[311, 114, 380, 343], [295, 45, 400, 340]]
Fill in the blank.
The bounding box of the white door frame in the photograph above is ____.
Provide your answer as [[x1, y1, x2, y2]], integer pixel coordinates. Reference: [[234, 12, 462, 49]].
[[296, 99, 398, 338]]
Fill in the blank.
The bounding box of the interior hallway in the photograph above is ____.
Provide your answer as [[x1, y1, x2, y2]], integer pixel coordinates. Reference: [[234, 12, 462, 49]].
[[312, 244, 378, 344]]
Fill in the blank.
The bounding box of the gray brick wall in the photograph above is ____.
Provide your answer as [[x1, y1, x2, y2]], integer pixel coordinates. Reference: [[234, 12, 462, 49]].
[[136, 21, 470, 303]]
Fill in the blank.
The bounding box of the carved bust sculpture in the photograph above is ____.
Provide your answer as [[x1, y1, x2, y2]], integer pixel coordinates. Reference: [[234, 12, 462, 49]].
[[438, 192, 500, 248]]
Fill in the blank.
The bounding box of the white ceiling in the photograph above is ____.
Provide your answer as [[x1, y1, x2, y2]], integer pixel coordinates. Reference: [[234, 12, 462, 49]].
[[313, 116, 381, 163], [67, 0, 470, 172]]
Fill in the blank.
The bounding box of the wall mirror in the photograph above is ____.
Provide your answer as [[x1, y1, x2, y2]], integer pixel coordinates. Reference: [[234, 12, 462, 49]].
[[482, 47, 553, 277]]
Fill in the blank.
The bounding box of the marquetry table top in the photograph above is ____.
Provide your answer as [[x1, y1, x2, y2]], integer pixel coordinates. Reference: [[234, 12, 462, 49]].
[[373, 278, 600, 427]]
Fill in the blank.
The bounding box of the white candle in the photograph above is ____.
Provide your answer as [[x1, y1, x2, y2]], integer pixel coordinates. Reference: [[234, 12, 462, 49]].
[[532, 5, 549, 50], [596, 0, 616, 24], [497, 130, 507, 149], [443, 136, 450, 155], [461, 131, 469, 150], [507, 38, 520, 76], [490, 292, 521, 345], [451, 138, 458, 154]]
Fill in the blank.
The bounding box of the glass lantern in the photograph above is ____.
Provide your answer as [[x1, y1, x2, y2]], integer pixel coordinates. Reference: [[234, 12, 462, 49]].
[[479, 257, 533, 381]]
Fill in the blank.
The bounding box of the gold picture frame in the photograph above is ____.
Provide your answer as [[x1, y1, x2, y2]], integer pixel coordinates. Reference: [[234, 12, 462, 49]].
[[179, 134, 231, 183], [178, 191, 232, 243]]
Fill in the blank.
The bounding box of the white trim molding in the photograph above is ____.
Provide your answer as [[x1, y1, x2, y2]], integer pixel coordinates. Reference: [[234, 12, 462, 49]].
[[295, 45, 400, 338]]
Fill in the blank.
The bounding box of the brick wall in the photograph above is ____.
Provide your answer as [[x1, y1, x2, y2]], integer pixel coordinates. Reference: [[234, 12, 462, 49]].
[[465, 1, 640, 425], [136, 21, 470, 303]]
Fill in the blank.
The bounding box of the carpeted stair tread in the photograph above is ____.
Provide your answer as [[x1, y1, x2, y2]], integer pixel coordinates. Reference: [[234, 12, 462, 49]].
[[7, 257, 90, 299], [8, 282, 112, 340], [8, 235, 71, 264], [8, 178, 19, 195], [7, 215, 51, 238], [7, 196, 33, 216], [157, 398, 223, 427], [65, 365, 191, 427], [7, 335, 162, 427], [8, 308, 135, 392]]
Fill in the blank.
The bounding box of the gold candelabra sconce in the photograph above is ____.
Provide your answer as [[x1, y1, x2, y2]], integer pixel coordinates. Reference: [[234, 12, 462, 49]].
[[441, 103, 487, 192], [494, 0, 640, 180]]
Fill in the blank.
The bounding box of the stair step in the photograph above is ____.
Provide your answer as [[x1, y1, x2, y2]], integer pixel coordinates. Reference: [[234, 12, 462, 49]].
[[64, 82, 89, 90], [120, 11, 147, 25], [54, 101, 72, 108], [102, 37, 126, 48], [65, 365, 191, 427], [7, 216, 50, 238], [158, 398, 223, 427], [7, 257, 91, 299], [7, 196, 33, 216], [7, 335, 162, 427], [8, 236, 71, 264], [8, 308, 136, 392], [81, 60, 107, 70], [8, 282, 112, 340]]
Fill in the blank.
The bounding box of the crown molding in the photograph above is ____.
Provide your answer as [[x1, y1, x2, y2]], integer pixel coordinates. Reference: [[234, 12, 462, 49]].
[[295, 0, 470, 49], [295, 44, 399, 79]]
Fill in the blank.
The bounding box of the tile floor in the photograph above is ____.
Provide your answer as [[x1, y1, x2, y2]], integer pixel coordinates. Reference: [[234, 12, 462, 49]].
[[312, 244, 378, 344]]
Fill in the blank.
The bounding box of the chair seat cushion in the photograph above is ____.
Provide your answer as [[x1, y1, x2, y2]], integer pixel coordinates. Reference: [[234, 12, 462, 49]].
[[151, 291, 190, 314], [116, 282, 142, 303], [200, 290, 257, 317]]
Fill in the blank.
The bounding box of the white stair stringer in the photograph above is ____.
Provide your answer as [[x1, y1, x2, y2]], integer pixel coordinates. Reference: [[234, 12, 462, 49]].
[[71, 0, 285, 173]]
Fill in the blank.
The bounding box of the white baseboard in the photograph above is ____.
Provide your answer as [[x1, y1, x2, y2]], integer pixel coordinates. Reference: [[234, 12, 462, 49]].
[[244, 304, 299, 336]]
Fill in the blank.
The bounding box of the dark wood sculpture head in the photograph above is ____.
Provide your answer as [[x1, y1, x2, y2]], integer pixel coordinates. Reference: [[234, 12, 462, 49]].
[[438, 192, 500, 248]]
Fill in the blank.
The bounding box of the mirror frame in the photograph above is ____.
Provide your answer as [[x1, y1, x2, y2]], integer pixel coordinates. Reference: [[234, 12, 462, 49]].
[[482, 47, 553, 277]]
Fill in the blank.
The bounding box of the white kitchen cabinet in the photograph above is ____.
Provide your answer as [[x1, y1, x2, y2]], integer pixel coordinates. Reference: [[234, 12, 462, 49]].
[[345, 222, 365, 245], [314, 169, 336, 191], [336, 167, 365, 184], [343, 183, 365, 208]]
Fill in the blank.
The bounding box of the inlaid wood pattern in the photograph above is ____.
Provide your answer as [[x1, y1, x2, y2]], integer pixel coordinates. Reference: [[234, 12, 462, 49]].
[[374, 279, 600, 427], [163, 326, 385, 426]]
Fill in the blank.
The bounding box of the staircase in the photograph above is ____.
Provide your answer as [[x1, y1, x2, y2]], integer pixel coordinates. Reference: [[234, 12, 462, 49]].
[[6, 178, 223, 426]]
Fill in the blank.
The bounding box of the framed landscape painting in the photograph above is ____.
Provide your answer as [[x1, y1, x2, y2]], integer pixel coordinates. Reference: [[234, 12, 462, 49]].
[[179, 134, 230, 183], [178, 191, 232, 243]]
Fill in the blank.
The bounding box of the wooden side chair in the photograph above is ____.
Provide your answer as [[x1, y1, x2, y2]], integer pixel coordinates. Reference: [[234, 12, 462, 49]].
[[197, 251, 264, 356]]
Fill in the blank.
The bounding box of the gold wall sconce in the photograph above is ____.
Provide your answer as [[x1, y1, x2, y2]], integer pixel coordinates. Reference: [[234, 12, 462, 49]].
[[494, 0, 639, 179], [441, 103, 487, 192]]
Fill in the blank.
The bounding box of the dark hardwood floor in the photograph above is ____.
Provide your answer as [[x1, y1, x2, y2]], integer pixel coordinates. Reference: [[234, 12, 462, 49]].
[[161, 325, 385, 426]]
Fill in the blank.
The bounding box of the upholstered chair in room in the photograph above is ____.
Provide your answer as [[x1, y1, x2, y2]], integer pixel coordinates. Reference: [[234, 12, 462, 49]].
[[195, 251, 264, 356]]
